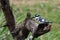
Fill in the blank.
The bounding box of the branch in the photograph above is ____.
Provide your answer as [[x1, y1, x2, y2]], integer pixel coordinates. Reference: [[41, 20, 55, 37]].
[[0, 0, 16, 37]]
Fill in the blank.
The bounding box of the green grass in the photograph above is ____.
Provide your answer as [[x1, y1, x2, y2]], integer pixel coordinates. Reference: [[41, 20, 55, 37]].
[[0, 2, 60, 40]]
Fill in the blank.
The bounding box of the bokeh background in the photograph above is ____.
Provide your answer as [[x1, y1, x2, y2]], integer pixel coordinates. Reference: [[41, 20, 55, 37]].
[[0, 0, 60, 40]]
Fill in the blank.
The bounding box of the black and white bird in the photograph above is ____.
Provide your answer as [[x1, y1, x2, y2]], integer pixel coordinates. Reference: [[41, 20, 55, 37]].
[[33, 14, 48, 23]]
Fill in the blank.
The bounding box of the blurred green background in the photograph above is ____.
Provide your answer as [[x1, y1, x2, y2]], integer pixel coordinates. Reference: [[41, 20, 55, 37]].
[[0, 0, 60, 40]]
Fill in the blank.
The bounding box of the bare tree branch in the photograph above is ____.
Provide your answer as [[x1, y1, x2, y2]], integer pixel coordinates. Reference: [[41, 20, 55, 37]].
[[0, 0, 16, 38], [0, 0, 51, 40]]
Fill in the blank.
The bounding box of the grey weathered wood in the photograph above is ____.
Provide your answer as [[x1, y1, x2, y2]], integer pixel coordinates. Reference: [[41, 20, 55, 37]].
[[0, 0, 16, 39], [0, 0, 51, 40]]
